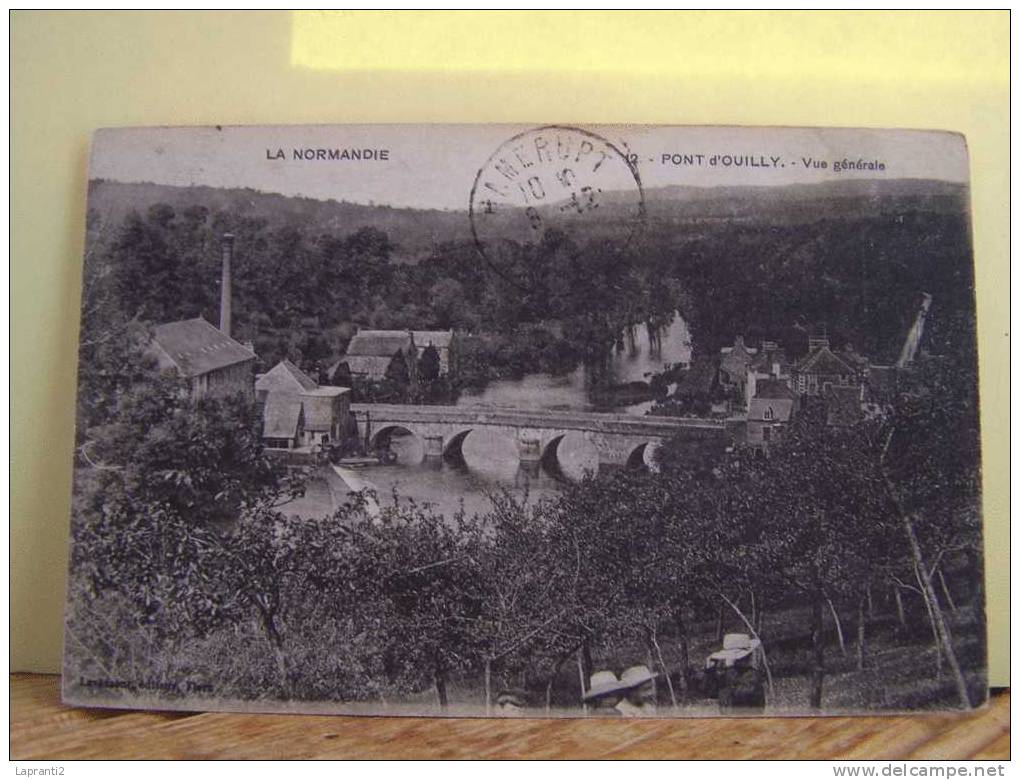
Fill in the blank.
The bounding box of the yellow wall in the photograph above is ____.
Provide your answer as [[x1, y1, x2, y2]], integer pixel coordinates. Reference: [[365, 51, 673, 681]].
[[11, 11, 1009, 683]]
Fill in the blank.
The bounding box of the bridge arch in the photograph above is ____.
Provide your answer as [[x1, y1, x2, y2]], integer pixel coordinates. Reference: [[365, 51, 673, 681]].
[[541, 434, 567, 475], [626, 441, 662, 472], [369, 424, 424, 464], [442, 429, 474, 464], [541, 432, 600, 479]]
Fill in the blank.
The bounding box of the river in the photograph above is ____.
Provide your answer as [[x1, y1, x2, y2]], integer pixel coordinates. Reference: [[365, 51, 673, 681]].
[[295, 315, 692, 521]]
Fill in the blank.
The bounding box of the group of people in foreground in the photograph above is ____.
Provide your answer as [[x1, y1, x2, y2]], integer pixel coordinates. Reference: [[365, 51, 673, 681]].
[[493, 633, 767, 717]]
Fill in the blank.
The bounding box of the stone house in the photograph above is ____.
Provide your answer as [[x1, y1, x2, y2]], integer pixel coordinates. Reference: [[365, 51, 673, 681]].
[[793, 336, 859, 396], [256, 360, 351, 450], [338, 330, 418, 384], [746, 379, 797, 449]]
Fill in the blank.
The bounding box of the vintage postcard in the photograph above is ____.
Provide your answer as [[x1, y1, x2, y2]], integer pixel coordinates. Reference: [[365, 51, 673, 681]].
[[64, 124, 985, 716]]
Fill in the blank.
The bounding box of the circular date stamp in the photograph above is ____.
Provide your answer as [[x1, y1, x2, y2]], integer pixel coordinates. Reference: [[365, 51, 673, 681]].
[[469, 125, 644, 284]]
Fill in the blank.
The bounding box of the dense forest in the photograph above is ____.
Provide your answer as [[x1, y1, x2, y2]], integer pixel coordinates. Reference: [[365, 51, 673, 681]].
[[80, 177, 975, 400]]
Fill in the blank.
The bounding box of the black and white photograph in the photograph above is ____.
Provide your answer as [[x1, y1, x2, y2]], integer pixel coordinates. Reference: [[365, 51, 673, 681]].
[[63, 124, 986, 717]]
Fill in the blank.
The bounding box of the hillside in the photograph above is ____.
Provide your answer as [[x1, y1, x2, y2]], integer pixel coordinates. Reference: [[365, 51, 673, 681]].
[[87, 177, 969, 263], [86, 179, 473, 262]]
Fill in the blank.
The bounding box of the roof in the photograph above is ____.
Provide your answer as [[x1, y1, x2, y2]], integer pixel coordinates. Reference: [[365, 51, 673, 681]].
[[796, 345, 856, 377], [754, 378, 796, 400], [412, 330, 454, 350], [151, 317, 255, 378], [346, 330, 414, 357], [255, 359, 319, 394], [302, 386, 349, 397], [342, 355, 394, 380], [748, 398, 794, 423], [825, 385, 863, 426], [262, 392, 303, 439]]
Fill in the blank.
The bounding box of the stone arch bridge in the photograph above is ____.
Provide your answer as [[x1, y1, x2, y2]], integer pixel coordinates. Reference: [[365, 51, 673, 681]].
[[352, 403, 727, 471]]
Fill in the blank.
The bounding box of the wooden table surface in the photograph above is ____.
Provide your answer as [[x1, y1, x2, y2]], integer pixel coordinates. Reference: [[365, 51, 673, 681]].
[[9, 675, 1009, 760]]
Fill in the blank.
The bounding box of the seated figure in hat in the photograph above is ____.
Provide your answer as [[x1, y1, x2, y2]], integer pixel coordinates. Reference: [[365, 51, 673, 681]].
[[494, 689, 530, 717], [615, 665, 658, 717], [582, 666, 658, 717], [582, 670, 627, 716]]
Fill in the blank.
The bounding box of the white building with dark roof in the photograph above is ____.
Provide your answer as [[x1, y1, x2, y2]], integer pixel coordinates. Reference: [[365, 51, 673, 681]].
[[149, 316, 255, 399], [744, 377, 798, 450]]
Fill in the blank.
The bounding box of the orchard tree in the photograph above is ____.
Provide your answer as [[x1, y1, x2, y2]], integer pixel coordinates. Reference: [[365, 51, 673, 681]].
[[464, 492, 579, 711], [724, 408, 903, 710], [364, 503, 484, 708], [876, 342, 984, 709]]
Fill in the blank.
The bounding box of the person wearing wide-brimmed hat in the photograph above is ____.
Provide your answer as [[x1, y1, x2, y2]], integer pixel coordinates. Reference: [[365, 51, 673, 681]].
[[582, 665, 658, 717], [494, 688, 529, 716], [615, 665, 657, 717], [582, 670, 627, 716]]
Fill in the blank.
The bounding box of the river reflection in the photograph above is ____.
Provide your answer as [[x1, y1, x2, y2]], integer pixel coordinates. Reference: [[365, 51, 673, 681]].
[[457, 314, 691, 413], [344, 429, 598, 520]]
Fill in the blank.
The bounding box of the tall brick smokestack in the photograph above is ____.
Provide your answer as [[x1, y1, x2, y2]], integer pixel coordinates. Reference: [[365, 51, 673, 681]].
[[220, 233, 234, 337]]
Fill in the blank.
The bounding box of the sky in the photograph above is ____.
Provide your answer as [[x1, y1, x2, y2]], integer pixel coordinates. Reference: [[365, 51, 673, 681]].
[[90, 124, 970, 211]]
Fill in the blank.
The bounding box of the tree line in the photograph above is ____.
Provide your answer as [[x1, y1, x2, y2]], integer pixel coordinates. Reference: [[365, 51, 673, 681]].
[[82, 201, 974, 415]]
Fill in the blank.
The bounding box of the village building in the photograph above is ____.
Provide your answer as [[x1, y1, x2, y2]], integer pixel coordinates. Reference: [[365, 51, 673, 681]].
[[718, 336, 758, 399], [411, 330, 457, 376], [149, 316, 256, 400], [755, 377, 798, 408], [300, 386, 351, 446], [746, 379, 797, 449], [255, 359, 318, 402], [792, 336, 859, 396], [261, 392, 305, 450], [256, 359, 352, 450], [337, 329, 418, 384], [148, 234, 257, 401], [745, 340, 792, 405]]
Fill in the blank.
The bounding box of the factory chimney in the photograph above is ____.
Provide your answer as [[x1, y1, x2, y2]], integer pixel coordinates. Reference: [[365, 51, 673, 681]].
[[220, 233, 234, 338]]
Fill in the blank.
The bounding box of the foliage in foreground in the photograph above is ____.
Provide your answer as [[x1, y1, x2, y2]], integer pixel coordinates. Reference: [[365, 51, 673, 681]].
[[68, 349, 984, 711]]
